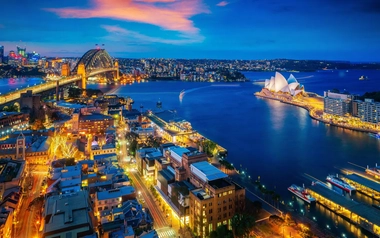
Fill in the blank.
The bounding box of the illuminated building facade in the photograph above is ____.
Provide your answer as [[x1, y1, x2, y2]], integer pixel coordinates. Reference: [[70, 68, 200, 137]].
[[188, 161, 245, 237], [353, 99, 380, 124], [0, 112, 29, 136], [61, 62, 71, 76], [324, 91, 353, 116], [16, 46, 26, 57], [0, 45, 3, 63], [78, 113, 114, 135]]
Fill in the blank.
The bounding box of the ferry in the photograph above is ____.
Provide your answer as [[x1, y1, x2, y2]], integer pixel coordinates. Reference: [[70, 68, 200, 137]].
[[288, 184, 316, 204], [359, 75, 369, 80], [369, 133, 380, 139], [366, 164, 380, 178], [326, 175, 356, 193], [179, 89, 185, 101]]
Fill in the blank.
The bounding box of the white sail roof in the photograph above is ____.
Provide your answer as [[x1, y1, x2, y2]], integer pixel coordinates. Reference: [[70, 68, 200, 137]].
[[274, 72, 288, 92], [267, 76, 275, 90], [287, 74, 298, 84], [264, 79, 270, 88]]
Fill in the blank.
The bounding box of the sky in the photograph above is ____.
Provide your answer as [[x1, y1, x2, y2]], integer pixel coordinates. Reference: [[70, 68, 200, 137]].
[[1, 0, 380, 61]]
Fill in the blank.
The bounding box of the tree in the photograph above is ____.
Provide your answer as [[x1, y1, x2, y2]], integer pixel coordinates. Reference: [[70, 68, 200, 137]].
[[146, 135, 162, 148], [210, 225, 233, 238], [68, 87, 82, 98], [178, 226, 195, 238], [2, 104, 19, 112], [28, 195, 44, 222], [31, 119, 45, 130], [231, 213, 255, 238]]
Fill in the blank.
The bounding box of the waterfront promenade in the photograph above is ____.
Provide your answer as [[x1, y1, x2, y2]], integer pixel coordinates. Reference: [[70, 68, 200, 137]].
[[255, 90, 380, 134]]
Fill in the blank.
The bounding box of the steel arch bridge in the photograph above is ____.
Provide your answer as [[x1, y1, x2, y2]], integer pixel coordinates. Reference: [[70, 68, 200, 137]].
[[72, 49, 114, 73]]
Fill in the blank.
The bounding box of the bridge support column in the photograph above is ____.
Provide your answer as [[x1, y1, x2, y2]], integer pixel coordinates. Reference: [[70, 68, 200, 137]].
[[114, 60, 119, 80], [77, 62, 87, 97], [81, 75, 87, 97]]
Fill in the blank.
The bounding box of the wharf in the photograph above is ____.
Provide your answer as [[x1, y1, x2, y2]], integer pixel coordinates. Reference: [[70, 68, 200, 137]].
[[308, 184, 380, 236], [342, 173, 380, 200]]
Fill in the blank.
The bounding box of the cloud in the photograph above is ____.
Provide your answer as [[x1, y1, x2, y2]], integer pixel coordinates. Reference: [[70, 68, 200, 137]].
[[44, 0, 209, 34], [216, 1, 229, 7], [101, 25, 204, 45]]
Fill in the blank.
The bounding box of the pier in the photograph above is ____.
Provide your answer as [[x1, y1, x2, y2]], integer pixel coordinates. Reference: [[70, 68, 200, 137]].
[[342, 173, 380, 200], [308, 184, 380, 236]]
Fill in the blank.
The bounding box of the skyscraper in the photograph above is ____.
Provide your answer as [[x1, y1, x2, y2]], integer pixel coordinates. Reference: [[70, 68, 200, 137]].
[[17, 46, 26, 57], [0, 45, 4, 63]]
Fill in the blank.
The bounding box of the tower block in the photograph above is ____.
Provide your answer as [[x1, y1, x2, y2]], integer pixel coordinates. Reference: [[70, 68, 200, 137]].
[[114, 60, 119, 80]]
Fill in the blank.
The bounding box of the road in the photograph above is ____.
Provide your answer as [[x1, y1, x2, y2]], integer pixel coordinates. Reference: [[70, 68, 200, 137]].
[[15, 167, 47, 238], [116, 122, 177, 237]]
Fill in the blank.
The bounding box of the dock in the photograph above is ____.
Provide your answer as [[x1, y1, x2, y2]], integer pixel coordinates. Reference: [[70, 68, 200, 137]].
[[342, 173, 380, 200], [308, 184, 380, 236]]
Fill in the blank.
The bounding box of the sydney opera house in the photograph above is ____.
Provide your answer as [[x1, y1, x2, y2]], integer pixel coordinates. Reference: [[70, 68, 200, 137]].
[[264, 72, 304, 96]]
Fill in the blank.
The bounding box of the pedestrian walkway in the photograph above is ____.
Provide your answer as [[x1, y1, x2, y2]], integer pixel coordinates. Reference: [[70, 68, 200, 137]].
[[156, 227, 177, 238]]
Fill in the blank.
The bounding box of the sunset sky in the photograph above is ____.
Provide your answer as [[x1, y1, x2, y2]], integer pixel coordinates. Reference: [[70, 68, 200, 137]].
[[1, 0, 380, 61]]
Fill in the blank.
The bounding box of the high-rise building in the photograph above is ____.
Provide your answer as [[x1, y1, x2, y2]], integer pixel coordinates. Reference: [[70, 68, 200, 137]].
[[8, 50, 16, 60], [353, 99, 380, 124], [17, 46, 26, 57], [61, 62, 71, 76], [0, 45, 4, 63], [189, 161, 245, 237], [324, 91, 353, 116]]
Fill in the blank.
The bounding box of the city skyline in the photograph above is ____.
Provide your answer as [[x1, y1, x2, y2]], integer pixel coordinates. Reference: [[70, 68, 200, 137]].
[[1, 0, 380, 61]]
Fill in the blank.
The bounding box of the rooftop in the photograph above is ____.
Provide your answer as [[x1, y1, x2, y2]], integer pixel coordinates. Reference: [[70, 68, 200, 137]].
[[309, 184, 380, 226], [44, 191, 92, 236], [97, 186, 135, 201], [344, 173, 380, 192], [190, 161, 228, 183], [208, 178, 233, 189], [80, 113, 113, 121], [191, 188, 211, 200]]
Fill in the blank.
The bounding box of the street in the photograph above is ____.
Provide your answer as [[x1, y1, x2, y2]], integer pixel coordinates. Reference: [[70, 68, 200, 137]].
[[128, 170, 177, 237], [15, 166, 47, 238], [117, 122, 177, 237]]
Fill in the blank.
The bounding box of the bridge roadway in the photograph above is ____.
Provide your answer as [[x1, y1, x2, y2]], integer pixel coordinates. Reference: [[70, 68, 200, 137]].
[[0, 67, 116, 105]]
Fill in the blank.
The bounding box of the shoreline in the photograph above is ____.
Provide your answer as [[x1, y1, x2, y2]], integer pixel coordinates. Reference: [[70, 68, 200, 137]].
[[255, 92, 379, 134]]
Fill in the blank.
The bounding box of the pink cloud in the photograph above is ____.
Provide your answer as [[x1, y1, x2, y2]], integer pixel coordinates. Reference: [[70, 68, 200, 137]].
[[101, 25, 204, 45], [44, 0, 209, 34], [216, 1, 229, 7]]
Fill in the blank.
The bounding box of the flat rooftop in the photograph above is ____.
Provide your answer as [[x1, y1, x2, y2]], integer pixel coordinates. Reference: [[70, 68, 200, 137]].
[[344, 173, 380, 192], [309, 184, 380, 226], [44, 191, 92, 235], [190, 161, 228, 182], [191, 188, 211, 200], [97, 186, 135, 200], [208, 178, 233, 189]]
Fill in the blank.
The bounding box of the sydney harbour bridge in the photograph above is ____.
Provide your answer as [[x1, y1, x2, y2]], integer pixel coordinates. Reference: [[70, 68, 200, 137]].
[[0, 49, 119, 106]]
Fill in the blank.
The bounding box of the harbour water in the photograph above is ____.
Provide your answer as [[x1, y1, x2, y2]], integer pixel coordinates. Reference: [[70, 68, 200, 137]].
[[1, 69, 380, 237]]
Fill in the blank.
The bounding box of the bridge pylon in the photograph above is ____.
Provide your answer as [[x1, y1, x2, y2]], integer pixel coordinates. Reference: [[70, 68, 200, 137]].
[[114, 60, 119, 80], [77, 62, 87, 96]]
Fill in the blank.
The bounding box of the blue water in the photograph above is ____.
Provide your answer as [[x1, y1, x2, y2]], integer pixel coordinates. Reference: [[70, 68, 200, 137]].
[[1, 69, 380, 237]]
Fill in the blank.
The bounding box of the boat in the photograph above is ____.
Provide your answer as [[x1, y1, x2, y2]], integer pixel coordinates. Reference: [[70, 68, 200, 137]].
[[326, 174, 356, 193], [366, 164, 380, 178], [359, 75, 369, 80], [156, 98, 162, 109], [288, 184, 316, 204], [179, 89, 185, 101], [369, 133, 380, 139]]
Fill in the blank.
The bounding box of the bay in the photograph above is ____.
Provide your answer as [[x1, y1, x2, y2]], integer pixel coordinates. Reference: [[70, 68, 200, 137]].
[[1, 69, 380, 237]]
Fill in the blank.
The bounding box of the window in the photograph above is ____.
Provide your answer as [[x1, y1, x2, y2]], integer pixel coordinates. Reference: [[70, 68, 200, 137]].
[[209, 209, 212, 214]]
